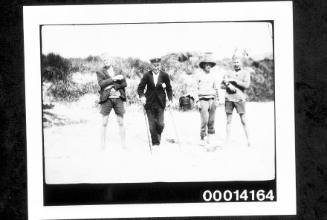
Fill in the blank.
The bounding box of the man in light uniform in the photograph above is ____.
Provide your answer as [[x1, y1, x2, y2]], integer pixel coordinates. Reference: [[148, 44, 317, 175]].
[[195, 59, 220, 148], [221, 57, 251, 147]]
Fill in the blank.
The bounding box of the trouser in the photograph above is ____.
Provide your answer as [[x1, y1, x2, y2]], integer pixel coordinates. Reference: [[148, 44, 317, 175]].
[[199, 99, 216, 139], [146, 106, 165, 145]]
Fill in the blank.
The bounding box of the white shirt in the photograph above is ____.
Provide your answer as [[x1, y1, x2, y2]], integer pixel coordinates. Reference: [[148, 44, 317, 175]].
[[196, 70, 219, 100], [223, 68, 251, 102], [153, 71, 159, 86]]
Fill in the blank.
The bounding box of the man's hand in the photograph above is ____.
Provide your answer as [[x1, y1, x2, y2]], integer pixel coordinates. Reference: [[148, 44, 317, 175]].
[[113, 74, 124, 81], [162, 83, 166, 89], [222, 79, 230, 85], [226, 83, 237, 94], [228, 83, 236, 90], [140, 96, 146, 105], [196, 100, 201, 109], [167, 100, 173, 108]]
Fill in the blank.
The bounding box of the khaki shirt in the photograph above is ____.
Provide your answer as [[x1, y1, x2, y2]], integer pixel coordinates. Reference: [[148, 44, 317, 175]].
[[196, 70, 219, 101], [223, 68, 251, 102]]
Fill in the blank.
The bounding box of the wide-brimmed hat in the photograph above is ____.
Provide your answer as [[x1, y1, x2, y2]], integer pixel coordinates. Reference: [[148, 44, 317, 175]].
[[150, 58, 161, 63], [199, 59, 216, 69]]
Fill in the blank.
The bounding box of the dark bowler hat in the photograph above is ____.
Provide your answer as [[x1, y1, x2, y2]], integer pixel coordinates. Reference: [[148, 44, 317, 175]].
[[150, 58, 161, 63], [199, 59, 216, 69]]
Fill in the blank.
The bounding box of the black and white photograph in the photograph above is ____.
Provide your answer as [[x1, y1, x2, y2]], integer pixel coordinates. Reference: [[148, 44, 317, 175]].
[[41, 22, 275, 184], [24, 2, 295, 219]]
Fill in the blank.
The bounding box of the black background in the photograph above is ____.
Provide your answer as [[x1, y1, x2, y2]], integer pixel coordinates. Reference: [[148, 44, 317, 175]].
[[44, 181, 276, 205], [0, 0, 326, 219]]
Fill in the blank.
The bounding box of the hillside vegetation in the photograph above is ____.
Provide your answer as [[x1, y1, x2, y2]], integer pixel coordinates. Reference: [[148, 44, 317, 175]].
[[41, 52, 274, 103]]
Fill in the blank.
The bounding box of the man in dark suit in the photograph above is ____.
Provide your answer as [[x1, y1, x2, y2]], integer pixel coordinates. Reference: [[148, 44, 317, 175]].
[[137, 58, 173, 147]]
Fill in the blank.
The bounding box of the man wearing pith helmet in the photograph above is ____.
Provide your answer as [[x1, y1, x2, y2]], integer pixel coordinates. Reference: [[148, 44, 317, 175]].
[[195, 58, 220, 149], [137, 58, 173, 147], [221, 55, 251, 147]]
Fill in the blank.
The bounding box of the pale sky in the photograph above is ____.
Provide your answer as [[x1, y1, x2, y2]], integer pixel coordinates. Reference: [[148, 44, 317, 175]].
[[41, 22, 273, 61]]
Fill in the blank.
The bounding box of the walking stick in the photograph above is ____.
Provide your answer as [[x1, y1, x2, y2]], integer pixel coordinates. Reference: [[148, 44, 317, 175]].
[[168, 108, 182, 151], [162, 84, 182, 151], [141, 102, 152, 154]]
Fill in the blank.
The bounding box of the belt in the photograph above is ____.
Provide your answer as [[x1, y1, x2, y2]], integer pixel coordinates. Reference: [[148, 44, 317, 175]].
[[199, 97, 214, 101]]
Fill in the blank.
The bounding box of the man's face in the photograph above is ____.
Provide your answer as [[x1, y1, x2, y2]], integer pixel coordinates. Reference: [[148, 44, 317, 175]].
[[152, 62, 161, 73], [233, 59, 241, 70], [103, 60, 111, 69], [108, 66, 115, 77], [204, 63, 211, 73]]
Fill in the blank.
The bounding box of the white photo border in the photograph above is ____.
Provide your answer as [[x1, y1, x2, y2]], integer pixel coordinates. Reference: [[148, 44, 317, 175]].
[[24, 2, 295, 219]]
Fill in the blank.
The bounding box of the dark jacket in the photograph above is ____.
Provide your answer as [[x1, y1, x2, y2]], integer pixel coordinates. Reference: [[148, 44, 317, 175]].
[[96, 67, 127, 104], [137, 70, 172, 109]]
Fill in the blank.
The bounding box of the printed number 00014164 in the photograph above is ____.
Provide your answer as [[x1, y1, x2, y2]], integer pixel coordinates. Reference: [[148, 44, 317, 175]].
[[202, 189, 275, 202]]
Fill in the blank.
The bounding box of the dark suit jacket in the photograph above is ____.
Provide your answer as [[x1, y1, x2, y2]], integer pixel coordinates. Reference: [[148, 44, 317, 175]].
[[137, 70, 172, 109], [96, 67, 127, 103]]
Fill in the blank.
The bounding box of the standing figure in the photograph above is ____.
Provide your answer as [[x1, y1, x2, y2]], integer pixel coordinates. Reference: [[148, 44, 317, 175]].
[[137, 58, 172, 147], [96, 59, 127, 150], [221, 57, 251, 147], [196, 59, 220, 148]]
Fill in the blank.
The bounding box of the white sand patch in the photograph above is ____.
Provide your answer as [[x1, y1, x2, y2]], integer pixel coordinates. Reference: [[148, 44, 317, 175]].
[[43, 99, 275, 184]]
